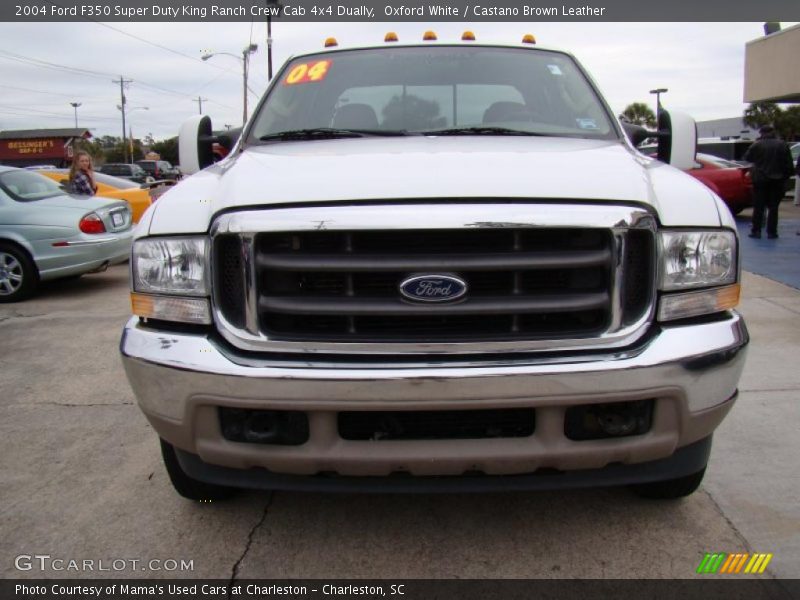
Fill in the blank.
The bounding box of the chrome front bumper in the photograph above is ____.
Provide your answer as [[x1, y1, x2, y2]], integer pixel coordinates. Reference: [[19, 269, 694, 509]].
[[120, 313, 748, 477]]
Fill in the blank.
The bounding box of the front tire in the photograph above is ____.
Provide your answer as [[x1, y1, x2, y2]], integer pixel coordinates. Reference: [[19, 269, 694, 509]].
[[160, 439, 236, 501], [632, 467, 706, 499], [0, 243, 38, 303]]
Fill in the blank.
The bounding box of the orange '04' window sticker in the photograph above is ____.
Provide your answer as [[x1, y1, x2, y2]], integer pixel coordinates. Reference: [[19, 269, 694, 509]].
[[283, 60, 332, 85]]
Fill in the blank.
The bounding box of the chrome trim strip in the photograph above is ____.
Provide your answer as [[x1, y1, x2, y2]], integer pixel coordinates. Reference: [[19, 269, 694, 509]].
[[213, 203, 655, 234], [241, 233, 259, 335], [60, 238, 117, 246], [210, 203, 657, 355]]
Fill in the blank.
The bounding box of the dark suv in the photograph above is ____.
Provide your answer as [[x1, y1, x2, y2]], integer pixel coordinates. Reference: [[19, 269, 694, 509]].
[[98, 163, 152, 184], [136, 160, 181, 182]]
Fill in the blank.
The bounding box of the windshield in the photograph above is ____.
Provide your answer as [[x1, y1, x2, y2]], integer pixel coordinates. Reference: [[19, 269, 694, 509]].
[[0, 170, 64, 202], [248, 46, 617, 141]]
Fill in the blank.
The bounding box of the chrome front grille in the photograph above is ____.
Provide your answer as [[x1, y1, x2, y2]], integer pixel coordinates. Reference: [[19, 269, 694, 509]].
[[253, 228, 612, 340], [211, 204, 656, 355]]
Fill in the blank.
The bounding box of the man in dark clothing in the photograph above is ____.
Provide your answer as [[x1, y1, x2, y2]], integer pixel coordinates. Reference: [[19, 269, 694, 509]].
[[743, 125, 794, 239]]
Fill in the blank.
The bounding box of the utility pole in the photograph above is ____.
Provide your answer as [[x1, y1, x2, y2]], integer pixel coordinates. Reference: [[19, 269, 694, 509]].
[[113, 76, 133, 163], [266, 12, 273, 81], [265, 0, 282, 81], [201, 45, 257, 126], [193, 96, 208, 114], [242, 44, 257, 125]]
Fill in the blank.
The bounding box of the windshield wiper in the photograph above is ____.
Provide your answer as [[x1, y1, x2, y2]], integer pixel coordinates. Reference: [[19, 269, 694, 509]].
[[425, 127, 548, 137], [259, 128, 409, 141]]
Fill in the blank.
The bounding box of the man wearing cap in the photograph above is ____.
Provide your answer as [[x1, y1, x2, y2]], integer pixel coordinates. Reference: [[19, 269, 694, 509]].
[[743, 124, 794, 239]]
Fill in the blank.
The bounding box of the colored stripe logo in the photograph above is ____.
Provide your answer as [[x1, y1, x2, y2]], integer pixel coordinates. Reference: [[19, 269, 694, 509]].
[[697, 552, 773, 574]]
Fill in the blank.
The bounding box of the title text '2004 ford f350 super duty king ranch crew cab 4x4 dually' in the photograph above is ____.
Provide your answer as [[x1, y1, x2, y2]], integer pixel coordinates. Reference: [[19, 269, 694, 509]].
[[120, 35, 748, 501]]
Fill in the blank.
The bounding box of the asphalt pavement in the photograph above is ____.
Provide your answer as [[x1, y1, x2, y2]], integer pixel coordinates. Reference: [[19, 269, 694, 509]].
[[1, 216, 799, 584]]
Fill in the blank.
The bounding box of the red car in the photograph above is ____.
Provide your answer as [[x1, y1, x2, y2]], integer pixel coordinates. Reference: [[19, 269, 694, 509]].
[[688, 153, 753, 214], [647, 151, 753, 214]]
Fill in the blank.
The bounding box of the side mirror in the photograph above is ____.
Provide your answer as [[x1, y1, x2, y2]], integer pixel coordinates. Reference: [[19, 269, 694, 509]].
[[656, 110, 697, 171], [178, 116, 242, 175], [178, 115, 214, 175]]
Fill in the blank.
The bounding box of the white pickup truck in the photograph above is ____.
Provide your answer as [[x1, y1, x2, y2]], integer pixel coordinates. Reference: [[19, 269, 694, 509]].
[[121, 36, 748, 500]]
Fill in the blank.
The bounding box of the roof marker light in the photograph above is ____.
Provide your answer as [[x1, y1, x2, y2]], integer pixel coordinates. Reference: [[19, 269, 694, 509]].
[[324, 37, 338, 48], [385, 32, 399, 42], [462, 31, 476, 41], [422, 31, 437, 41], [522, 34, 537, 44]]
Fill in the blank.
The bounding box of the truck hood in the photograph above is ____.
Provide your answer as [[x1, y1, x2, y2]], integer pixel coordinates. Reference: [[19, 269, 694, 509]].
[[147, 136, 723, 235]]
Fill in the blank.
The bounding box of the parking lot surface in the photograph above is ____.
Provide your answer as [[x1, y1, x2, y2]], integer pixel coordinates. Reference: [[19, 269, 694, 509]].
[[1, 220, 799, 582], [736, 202, 800, 289]]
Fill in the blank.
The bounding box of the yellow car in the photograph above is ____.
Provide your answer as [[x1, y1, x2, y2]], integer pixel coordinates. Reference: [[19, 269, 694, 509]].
[[36, 169, 153, 223]]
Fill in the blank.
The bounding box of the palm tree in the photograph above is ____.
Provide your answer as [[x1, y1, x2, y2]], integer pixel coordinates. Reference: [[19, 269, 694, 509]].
[[622, 103, 657, 128], [743, 102, 781, 130]]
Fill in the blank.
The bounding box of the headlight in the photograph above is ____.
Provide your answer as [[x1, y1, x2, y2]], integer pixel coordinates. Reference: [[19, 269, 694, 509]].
[[132, 237, 208, 296], [659, 231, 737, 291], [131, 237, 210, 325], [658, 230, 739, 322]]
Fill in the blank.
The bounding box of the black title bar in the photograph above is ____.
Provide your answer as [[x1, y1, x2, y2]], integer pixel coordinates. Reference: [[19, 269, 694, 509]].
[[4, 0, 800, 22]]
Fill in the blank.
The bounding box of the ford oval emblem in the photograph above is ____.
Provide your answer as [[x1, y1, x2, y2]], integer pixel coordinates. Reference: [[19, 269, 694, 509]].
[[399, 274, 468, 303]]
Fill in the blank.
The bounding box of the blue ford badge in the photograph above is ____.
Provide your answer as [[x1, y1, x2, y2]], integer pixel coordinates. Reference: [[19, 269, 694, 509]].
[[399, 274, 468, 303]]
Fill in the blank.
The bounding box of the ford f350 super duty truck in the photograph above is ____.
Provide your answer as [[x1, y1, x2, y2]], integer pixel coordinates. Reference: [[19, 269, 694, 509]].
[[121, 36, 748, 500]]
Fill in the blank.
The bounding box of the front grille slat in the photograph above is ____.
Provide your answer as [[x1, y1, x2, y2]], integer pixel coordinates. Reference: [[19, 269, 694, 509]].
[[214, 220, 654, 346], [256, 249, 612, 272], [259, 293, 609, 316]]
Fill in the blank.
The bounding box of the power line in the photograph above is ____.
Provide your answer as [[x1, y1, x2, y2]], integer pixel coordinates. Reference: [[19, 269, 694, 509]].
[[0, 83, 114, 102], [0, 49, 114, 80], [43, 0, 258, 91], [0, 105, 118, 122], [92, 21, 233, 72], [0, 48, 236, 110]]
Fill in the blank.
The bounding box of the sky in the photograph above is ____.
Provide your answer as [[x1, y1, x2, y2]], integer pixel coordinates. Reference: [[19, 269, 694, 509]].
[[0, 21, 793, 140]]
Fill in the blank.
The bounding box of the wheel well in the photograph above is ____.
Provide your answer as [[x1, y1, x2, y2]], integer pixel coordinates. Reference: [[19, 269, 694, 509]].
[[0, 238, 39, 274]]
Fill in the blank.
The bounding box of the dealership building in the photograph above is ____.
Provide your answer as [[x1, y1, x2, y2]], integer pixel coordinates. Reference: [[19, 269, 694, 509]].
[[0, 128, 92, 168], [744, 23, 800, 104]]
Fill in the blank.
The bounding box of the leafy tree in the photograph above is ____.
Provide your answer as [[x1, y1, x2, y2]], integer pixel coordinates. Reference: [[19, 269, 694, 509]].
[[743, 102, 781, 130], [622, 103, 656, 128], [777, 105, 800, 142], [75, 139, 105, 163], [150, 137, 179, 165], [96, 135, 121, 149], [103, 139, 145, 163], [744, 102, 800, 142]]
